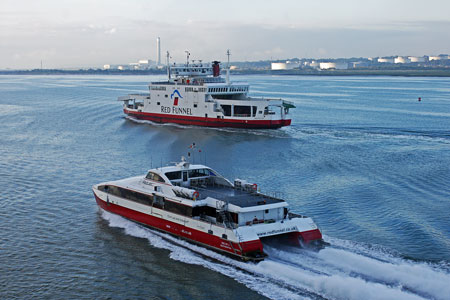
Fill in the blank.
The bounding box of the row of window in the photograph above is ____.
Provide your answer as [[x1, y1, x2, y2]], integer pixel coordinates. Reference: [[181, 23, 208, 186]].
[[174, 68, 208, 73], [99, 185, 193, 216], [185, 87, 207, 92], [165, 168, 215, 181], [99, 185, 154, 206], [98, 184, 239, 223], [150, 86, 166, 91], [221, 105, 258, 117], [209, 86, 248, 93]]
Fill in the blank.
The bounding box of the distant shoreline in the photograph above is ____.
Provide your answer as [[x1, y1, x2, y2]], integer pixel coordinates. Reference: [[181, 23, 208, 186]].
[[1, 68, 450, 77]]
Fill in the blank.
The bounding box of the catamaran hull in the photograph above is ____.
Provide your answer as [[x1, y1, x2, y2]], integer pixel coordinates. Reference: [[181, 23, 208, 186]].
[[95, 193, 321, 260], [94, 194, 265, 260], [124, 109, 291, 129]]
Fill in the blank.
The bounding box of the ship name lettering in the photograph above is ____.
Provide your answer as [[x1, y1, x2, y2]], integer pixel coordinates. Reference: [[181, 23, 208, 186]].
[[172, 107, 192, 115], [161, 106, 171, 113]]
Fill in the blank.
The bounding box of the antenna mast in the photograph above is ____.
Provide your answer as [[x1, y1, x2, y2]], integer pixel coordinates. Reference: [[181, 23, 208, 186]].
[[166, 51, 171, 80], [226, 49, 231, 68], [185, 50, 190, 66]]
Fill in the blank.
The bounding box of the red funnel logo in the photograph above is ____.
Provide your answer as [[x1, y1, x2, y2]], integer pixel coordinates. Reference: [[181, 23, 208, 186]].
[[170, 90, 183, 106]]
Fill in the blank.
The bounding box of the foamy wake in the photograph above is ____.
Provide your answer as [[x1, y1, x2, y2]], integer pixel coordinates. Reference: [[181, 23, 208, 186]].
[[100, 209, 450, 300]]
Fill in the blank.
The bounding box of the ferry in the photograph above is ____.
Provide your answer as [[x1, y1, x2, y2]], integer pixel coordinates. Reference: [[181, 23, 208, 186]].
[[93, 157, 322, 261], [118, 52, 295, 129]]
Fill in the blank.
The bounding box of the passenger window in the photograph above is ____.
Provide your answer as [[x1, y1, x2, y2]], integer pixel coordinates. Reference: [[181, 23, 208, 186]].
[[234, 105, 251, 117], [165, 171, 182, 180]]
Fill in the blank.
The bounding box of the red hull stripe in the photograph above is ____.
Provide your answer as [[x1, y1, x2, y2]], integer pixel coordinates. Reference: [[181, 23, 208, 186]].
[[94, 194, 263, 256], [124, 109, 291, 129]]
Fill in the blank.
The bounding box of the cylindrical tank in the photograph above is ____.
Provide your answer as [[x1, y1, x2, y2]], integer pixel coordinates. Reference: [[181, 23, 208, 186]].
[[378, 58, 395, 63], [408, 56, 426, 63], [271, 63, 287, 70]]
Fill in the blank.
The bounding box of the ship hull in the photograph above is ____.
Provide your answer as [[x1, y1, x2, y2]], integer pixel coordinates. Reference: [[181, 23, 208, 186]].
[[94, 194, 266, 260], [124, 109, 291, 129]]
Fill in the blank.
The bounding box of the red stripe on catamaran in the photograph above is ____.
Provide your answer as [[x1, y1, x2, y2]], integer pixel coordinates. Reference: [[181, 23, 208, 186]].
[[95, 194, 263, 257]]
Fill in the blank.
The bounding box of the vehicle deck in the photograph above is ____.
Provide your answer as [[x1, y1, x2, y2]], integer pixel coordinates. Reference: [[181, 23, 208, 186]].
[[193, 184, 284, 208]]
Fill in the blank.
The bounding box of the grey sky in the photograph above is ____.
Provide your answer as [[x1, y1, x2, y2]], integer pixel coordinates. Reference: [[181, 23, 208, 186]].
[[1, 0, 449, 68]]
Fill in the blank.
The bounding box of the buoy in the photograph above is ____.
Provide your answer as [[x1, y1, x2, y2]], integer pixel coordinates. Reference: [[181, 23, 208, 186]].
[[418, 97, 421, 102]]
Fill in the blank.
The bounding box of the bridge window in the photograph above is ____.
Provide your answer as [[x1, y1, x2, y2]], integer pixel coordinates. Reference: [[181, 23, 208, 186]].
[[146, 172, 166, 183]]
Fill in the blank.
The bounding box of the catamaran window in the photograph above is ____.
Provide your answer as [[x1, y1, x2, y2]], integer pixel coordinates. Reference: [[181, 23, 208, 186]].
[[105, 185, 121, 197], [221, 105, 231, 116], [252, 106, 257, 116], [234, 105, 251, 117], [153, 195, 164, 209], [165, 171, 182, 180], [146, 172, 166, 183], [188, 168, 212, 178], [121, 189, 153, 206], [164, 200, 192, 216]]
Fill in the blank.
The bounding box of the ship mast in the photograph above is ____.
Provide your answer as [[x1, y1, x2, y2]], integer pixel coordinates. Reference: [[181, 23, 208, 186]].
[[185, 50, 190, 66], [166, 51, 171, 80], [226, 49, 231, 85]]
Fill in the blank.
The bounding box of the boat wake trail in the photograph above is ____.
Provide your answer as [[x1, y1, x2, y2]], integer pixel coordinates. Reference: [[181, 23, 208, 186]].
[[100, 209, 450, 300]]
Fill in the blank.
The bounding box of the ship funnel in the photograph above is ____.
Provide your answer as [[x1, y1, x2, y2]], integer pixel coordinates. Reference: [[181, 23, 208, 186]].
[[212, 61, 220, 77]]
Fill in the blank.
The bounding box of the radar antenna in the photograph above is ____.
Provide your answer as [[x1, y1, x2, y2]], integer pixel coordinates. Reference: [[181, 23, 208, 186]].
[[226, 49, 231, 68]]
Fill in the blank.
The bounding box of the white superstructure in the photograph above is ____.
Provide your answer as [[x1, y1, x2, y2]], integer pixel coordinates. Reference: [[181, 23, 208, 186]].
[[93, 157, 323, 260], [118, 53, 295, 129]]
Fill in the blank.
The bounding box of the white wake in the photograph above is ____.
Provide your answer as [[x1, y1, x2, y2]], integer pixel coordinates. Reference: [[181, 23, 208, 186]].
[[100, 209, 450, 300]]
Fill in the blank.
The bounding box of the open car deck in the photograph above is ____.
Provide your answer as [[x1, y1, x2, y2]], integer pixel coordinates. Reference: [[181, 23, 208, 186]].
[[193, 184, 284, 208]]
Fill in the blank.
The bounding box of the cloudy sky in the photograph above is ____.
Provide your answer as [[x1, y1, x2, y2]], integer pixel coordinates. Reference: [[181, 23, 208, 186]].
[[1, 0, 449, 69]]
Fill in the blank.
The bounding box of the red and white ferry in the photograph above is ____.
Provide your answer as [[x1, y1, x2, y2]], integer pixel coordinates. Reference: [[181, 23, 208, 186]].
[[118, 53, 295, 129], [93, 157, 322, 260]]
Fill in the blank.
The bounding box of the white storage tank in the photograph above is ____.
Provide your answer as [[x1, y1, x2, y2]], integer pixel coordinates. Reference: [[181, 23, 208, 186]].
[[305, 61, 320, 68], [320, 62, 348, 70], [428, 56, 441, 61], [394, 56, 410, 64], [408, 56, 426, 63], [378, 57, 395, 63], [271, 63, 287, 70]]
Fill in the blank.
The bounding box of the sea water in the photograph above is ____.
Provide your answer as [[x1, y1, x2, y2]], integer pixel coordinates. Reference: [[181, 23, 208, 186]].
[[1, 74, 449, 299]]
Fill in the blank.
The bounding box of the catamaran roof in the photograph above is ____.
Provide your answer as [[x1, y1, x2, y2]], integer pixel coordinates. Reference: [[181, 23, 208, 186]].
[[149, 163, 208, 174]]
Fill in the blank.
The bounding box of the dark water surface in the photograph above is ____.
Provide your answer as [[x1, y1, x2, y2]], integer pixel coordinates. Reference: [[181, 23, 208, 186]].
[[1, 75, 449, 300]]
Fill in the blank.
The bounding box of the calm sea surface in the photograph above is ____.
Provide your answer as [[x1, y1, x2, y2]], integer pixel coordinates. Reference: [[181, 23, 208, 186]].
[[1, 74, 449, 300]]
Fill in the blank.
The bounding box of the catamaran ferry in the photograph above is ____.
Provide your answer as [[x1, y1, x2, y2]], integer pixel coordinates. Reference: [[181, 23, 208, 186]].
[[118, 53, 295, 129], [93, 157, 322, 261]]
